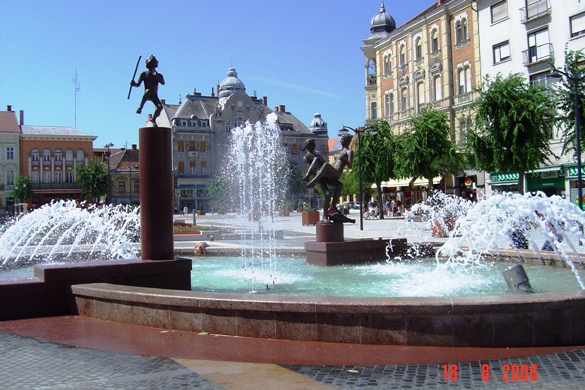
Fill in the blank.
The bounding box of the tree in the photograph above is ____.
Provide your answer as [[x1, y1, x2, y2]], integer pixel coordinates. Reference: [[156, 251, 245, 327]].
[[10, 175, 34, 203], [354, 120, 399, 219], [75, 158, 110, 203], [206, 176, 231, 213], [395, 107, 462, 196], [466, 73, 556, 194], [551, 49, 585, 157]]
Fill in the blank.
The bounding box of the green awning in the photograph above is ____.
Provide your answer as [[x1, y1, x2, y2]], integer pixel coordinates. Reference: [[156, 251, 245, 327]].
[[566, 167, 585, 179], [490, 172, 519, 183]]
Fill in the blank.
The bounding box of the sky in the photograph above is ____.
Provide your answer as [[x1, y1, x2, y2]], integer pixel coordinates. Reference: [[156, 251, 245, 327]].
[[0, 0, 433, 150]]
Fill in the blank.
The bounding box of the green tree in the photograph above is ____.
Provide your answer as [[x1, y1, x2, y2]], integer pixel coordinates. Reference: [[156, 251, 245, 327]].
[[205, 176, 231, 213], [10, 175, 34, 202], [466, 73, 556, 193], [284, 160, 306, 202], [353, 120, 399, 219], [551, 49, 585, 157], [75, 158, 110, 203], [395, 107, 462, 196]]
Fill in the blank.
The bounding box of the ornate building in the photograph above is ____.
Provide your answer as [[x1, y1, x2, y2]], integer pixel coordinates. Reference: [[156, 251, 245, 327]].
[[361, 0, 484, 206], [158, 67, 328, 212]]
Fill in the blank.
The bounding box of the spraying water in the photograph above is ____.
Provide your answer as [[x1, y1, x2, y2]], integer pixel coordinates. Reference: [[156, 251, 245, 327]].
[[0, 200, 140, 267], [223, 113, 288, 292]]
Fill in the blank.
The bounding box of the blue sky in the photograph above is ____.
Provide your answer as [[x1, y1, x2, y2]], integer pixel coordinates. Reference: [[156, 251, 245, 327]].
[[0, 1, 432, 149]]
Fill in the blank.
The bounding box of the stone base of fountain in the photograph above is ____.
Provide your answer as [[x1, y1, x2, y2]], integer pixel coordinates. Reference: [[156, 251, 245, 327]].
[[305, 223, 408, 266], [0, 258, 192, 321]]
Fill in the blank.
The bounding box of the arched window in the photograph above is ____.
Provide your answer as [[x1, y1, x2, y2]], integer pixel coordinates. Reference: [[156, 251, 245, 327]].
[[383, 55, 391, 76], [385, 93, 394, 116], [54, 149, 62, 163], [458, 66, 472, 94], [456, 18, 469, 44], [401, 88, 409, 111], [431, 29, 440, 53], [415, 38, 423, 61], [417, 82, 425, 105], [31, 149, 39, 162], [76, 150, 85, 166], [399, 45, 407, 66], [434, 75, 442, 101], [43, 149, 51, 162]]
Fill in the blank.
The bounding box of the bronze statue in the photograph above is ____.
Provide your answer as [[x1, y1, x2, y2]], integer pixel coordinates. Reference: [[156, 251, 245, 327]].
[[130, 55, 165, 126], [301, 135, 355, 223]]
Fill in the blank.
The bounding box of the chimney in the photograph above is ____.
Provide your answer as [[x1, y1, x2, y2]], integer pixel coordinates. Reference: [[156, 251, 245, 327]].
[[161, 99, 166, 105], [6, 105, 12, 112], [274, 106, 279, 112], [132, 144, 137, 150], [211, 87, 215, 97], [280, 105, 286, 112], [262, 96, 268, 106], [19, 110, 24, 125]]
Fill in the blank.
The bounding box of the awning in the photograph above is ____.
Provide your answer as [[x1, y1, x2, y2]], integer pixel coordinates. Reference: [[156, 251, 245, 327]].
[[529, 167, 562, 174], [376, 179, 413, 188], [412, 177, 443, 187], [489, 172, 519, 184], [566, 166, 585, 179]]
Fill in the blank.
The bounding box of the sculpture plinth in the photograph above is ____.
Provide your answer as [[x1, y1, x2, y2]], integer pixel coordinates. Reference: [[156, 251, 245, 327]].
[[139, 127, 174, 260]]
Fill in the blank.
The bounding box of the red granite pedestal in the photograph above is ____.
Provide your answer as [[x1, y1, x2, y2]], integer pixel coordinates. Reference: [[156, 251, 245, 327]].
[[305, 222, 408, 266]]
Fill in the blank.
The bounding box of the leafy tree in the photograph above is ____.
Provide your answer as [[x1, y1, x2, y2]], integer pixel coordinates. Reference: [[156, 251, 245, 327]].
[[353, 120, 399, 219], [395, 107, 462, 196], [75, 158, 110, 203], [205, 176, 232, 213], [284, 160, 306, 202], [466, 73, 556, 193], [10, 175, 34, 202], [550, 49, 585, 157]]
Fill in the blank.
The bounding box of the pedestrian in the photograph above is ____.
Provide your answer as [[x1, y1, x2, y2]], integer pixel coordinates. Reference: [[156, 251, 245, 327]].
[[385, 199, 391, 217], [391, 199, 397, 217], [182, 206, 188, 216]]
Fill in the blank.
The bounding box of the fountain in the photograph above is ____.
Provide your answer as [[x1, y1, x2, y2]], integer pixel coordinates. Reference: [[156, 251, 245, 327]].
[[2, 115, 585, 348]]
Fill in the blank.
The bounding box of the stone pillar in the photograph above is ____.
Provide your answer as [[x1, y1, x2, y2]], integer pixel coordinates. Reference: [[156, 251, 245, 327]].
[[139, 127, 174, 260]]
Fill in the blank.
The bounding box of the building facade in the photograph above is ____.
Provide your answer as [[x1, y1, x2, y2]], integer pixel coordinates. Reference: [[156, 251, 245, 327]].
[[107, 145, 140, 206], [477, 0, 585, 200], [362, 0, 484, 208], [0, 107, 21, 210], [158, 67, 329, 213], [20, 124, 96, 207]]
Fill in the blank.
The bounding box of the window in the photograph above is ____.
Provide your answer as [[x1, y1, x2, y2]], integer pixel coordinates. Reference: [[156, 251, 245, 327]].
[[493, 41, 511, 64], [119, 181, 126, 193], [571, 12, 585, 38], [55, 171, 62, 183], [31, 149, 39, 162], [189, 140, 195, 151], [415, 38, 422, 61], [201, 161, 208, 175], [385, 93, 394, 116], [401, 88, 409, 111], [458, 67, 471, 95], [417, 82, 425, 105], [43, 171, 51, 183], [76, 150, 85, 166], [31, 171, 39, 183], [399, 45, 406, 66], [42, 149, 51, 163], [431, 30, 440, 53], [383, 55, 391, 75], [456, 18, 468, 44], [65, 171, 74, 183], [178, 161, 185, 174], [6, 146, 14, 160], [434, 76, 442, 101], [527, 28, 551, 63], [6, 169, 14, 186], [66, 150, 73, 164], [54, 149, 62, 163], [200, 141, 207, 152], [189, 161, 196, 174], [370, 101, 378, 120], [177, 140, 184, 152], [491, 1, 508, 23]]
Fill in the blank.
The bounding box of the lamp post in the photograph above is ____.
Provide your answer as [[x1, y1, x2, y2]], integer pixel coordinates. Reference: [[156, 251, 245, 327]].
[[549, 70, 585, 210], [339, 125, 378, 230], [104, 142, 113, 204]]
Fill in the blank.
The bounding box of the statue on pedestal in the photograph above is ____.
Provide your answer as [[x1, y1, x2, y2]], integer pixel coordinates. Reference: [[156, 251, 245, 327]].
[[301, 134, 355, 223], [129, 55, 165, 126]]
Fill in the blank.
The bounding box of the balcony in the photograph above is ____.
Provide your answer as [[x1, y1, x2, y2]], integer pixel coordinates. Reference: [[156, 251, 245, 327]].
[[522, 43, 554, 66], [520, 0, 550, 23]]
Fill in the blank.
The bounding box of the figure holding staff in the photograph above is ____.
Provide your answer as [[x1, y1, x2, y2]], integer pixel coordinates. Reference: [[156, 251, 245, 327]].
[[129, 55, 165, 126]]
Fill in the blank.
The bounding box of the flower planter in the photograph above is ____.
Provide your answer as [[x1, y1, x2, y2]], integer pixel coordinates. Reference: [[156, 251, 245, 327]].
[[302, 211, 320, 226]]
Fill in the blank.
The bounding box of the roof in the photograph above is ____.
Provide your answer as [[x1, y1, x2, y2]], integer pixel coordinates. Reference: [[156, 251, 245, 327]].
[[21, 125, 96, 139], [109, 148, 139, 170], [0, 111, 20, 133]]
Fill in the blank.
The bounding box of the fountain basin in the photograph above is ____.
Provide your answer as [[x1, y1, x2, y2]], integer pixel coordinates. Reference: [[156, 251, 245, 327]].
[[70, 282, 585, 348]]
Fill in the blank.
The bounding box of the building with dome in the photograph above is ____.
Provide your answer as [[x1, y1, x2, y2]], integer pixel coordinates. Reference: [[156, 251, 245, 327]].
[[361, 0, 483, 207], [157, 67, 328, 213]]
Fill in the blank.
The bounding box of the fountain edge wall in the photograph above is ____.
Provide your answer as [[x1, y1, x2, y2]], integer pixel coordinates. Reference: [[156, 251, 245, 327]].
[[70, 282, 585, 348]]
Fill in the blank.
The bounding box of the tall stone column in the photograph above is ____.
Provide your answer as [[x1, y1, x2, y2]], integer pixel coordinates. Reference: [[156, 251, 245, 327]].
[[139, 127, 174, 260]]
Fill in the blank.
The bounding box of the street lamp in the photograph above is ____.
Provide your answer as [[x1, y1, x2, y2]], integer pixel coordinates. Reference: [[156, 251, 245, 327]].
[[339, 125, 378, 230], [548, 70, 585, 210], [104, 142, 113, 204]]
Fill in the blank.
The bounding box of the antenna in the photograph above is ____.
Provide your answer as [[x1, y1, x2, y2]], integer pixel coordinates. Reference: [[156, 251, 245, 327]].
[[72, 68, 80, 128]]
